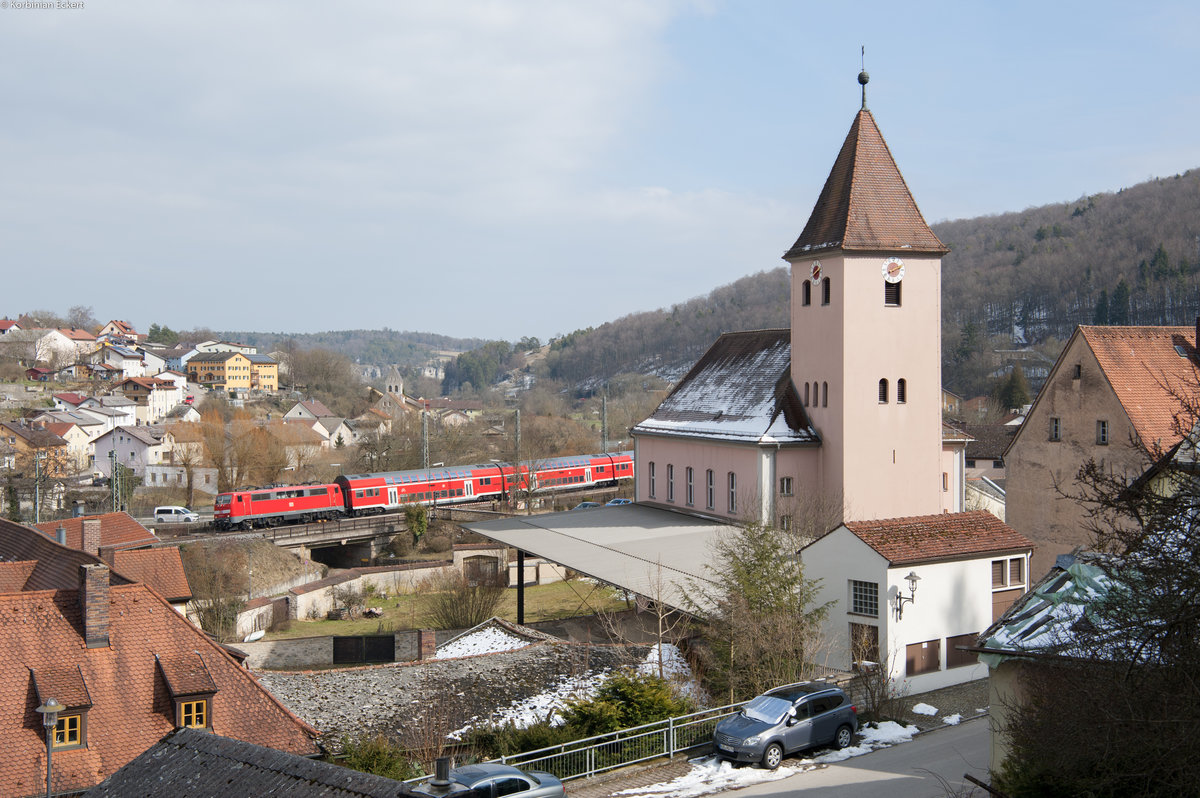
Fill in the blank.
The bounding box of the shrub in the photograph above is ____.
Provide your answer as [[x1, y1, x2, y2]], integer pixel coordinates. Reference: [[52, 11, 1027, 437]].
[[425, 535, 451, 553], [561, 672, 694, 738], [405, 505, 428, 546], [337, 733, 421, 781], [390, 533, 412, 558], [420, 570, 504, 630]]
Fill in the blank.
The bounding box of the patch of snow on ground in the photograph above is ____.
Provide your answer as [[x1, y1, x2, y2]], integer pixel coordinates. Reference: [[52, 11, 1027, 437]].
[[433, 627, 532, 659], [911, 702, 938, 715], [448, 669, 612, 739], [943, 713, 963, 725], [638, 644, 706, 704], [614, 722, 918, 797], [615, 756, 811, 798]]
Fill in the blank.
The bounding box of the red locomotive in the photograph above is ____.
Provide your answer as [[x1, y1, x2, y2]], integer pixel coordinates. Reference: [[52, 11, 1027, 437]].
[[213, 451, 633, 530]]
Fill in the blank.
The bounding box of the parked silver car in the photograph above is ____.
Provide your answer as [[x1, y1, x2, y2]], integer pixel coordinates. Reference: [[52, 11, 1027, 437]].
[[414, 763, 565, 798], [713, 682, 858, 769]]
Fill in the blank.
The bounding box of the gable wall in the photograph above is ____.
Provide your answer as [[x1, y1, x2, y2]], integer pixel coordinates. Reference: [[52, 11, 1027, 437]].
[[1006, 333, 1145, 577]]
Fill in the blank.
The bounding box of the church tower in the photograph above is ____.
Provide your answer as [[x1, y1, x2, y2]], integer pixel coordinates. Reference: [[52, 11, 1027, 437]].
[[785, 73, 949, 521]]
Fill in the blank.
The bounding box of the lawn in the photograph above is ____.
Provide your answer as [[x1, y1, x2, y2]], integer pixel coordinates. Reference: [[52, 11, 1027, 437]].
[[263, 579, 631, 640]]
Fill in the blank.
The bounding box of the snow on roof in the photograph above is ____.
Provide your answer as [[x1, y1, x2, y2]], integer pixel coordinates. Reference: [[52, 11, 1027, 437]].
[[633, 329, 817, 445]]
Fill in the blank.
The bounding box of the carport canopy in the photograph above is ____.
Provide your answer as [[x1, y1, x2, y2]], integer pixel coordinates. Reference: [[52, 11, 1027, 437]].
[[462, 504, 739, 614]]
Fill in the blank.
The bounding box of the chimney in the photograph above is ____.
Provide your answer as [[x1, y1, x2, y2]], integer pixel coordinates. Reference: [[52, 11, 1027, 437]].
[[418, 629, 437, 660], [79, 563, 111, 648], [82, 518, 101, 557], [55, 525, 66, 546]]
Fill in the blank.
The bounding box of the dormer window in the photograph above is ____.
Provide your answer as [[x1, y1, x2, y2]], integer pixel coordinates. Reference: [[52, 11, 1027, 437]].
[[157, 652, 218, 732], [179, 698, 209, 729]]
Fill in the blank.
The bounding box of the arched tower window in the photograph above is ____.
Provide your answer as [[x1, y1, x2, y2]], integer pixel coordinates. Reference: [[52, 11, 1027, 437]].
[[804, 383, 810, 406], [878, 379, 889, 403], [822, 381, 828, 407], [897, 378, 907, 404], [802, 281, 811, 306], [822, 277, 831, 305], [884, 280, 902, 307]]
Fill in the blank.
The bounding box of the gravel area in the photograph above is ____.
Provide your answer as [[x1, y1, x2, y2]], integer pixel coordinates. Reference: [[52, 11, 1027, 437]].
[[893, 678, 990, 730], [258, 640, 647, 751]]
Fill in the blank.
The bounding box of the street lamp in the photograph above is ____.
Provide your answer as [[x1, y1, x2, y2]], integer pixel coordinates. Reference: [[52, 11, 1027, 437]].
[[36, 697, 64, 798], [893, 571, 921, 621]]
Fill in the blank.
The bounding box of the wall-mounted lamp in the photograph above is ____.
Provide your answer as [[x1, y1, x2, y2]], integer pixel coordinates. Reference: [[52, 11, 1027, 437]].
[[894, 570, 921, 620]]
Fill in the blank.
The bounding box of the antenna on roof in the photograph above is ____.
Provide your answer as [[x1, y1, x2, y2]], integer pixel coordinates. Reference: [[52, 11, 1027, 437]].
[[858, 46, 869, 111]]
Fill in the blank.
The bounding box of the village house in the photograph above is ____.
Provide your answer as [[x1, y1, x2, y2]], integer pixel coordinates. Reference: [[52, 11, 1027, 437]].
[[1005, 324, 1200, 576], [0, 519, 319, 795]]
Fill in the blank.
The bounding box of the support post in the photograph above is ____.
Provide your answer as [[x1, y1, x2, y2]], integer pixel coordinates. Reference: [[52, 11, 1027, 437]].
[[516, 549, 525, 626]]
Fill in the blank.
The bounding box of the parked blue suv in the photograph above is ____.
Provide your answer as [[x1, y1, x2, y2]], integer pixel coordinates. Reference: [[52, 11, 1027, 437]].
[[713, 681, 858, 769]]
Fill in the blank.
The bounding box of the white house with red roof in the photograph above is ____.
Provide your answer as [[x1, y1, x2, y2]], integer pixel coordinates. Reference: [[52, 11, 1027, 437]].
[[801, 511, 1033, 692]]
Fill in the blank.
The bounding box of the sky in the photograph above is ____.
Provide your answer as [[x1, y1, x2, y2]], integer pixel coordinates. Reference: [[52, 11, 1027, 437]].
[[4, 1, 1199, 343]]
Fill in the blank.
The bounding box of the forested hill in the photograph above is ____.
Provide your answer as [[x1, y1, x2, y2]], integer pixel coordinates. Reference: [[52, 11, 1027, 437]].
[[542, 269, 791, 389], [548, 168, 1200, 395], [222, 329, 486, 368]]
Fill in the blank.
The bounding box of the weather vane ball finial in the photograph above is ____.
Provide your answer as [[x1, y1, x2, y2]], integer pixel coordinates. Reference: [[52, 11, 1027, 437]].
[[858, 46, 869, 110]]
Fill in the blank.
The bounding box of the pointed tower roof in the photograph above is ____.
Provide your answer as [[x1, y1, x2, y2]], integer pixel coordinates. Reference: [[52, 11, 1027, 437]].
[[784, 109, 948, 259]]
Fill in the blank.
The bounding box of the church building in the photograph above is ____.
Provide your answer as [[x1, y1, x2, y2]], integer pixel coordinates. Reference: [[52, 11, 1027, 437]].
[[632, 79, 965, 525]]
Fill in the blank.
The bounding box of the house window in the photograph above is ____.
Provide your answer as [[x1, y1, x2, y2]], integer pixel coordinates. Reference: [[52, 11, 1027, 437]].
[[905, 639, 941, 676], [884, 280, 902, 307], [727, 472, 736, 514], [780, 514, 792, 532], [666, 464, 675, 503], [780, 476, 793, 496], [1049, 416, 1061, 441], [946, 633, 980, 669], [822, 277, 831, 305], [966, 458, 976, 468], [850, 623, 880, 668], [1096, 420, 1109, 445], [897, 378, 907, 404], [179, 699, 208, 729], [992, 459, 1004, 468], [686, 467, 694, 506], [706, 469, 714, 510], [850, 580, 879, 617], [802, 281, 811, 306], [1073, 363, 1082, 379], [53, 713, 84, 749], [993, 557, 1026, 588], [942, 472, 949, 491], [648, 462, 656, 499], [878, 379, 889, 403]]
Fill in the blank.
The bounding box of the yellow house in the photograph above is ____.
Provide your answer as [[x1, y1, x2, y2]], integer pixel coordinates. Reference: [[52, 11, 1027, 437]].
[[187, 352, 252, 390], [247, 354, 279, 392]]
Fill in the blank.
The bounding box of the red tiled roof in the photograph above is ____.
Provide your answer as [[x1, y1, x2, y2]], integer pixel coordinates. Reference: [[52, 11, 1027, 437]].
[[0, 582, 320, 794], [842, 510, 1033, 566], [0, 561, 36, 592], [1079, 325, 1200, 451], [53, 392, 89, 406], [32, 512, 158, 552], [111, 547, 193, 602], [0, 520, 133, 591], [785, 109, 948, 258]]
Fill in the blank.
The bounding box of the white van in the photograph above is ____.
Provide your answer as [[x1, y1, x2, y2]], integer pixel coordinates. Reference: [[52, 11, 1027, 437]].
[[154, 505, 200, 523]]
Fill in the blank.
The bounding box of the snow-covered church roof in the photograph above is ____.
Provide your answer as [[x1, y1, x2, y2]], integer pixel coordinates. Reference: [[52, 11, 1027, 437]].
[[631, 329, 819, 446]]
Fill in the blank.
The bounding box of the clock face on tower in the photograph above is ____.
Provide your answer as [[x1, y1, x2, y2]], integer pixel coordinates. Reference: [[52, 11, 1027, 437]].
[[810, 261, 822, 284], [882, 257, 904, 284]]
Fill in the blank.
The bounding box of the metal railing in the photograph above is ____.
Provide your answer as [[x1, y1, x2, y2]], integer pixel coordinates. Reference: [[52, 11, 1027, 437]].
[[486, 702, 743, 781]]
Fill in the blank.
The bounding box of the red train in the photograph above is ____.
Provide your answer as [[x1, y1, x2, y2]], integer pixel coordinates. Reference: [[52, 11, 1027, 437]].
[[213, 451, 634, 530]]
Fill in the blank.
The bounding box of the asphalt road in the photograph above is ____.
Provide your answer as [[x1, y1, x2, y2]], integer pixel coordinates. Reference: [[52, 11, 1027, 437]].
[[739, 717, 990, 798]]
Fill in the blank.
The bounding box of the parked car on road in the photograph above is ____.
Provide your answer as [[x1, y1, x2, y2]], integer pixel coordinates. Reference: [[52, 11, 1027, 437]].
[[413, 763, 565, 798], [153, 505, 200, 523], [571, 502, 601, 510], [605, 498, 632, 506], [713, 681, 857, 769]]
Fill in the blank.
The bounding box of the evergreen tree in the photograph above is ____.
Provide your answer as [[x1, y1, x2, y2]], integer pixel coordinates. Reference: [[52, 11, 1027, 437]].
[[993, 364, 1031, 411], [1110, 279, 1131, 324], [1093, 289, 1109, 325]]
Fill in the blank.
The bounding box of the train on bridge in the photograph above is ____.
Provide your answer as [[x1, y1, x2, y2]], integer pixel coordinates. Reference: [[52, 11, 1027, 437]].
[[213, 451, 634, 530]]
